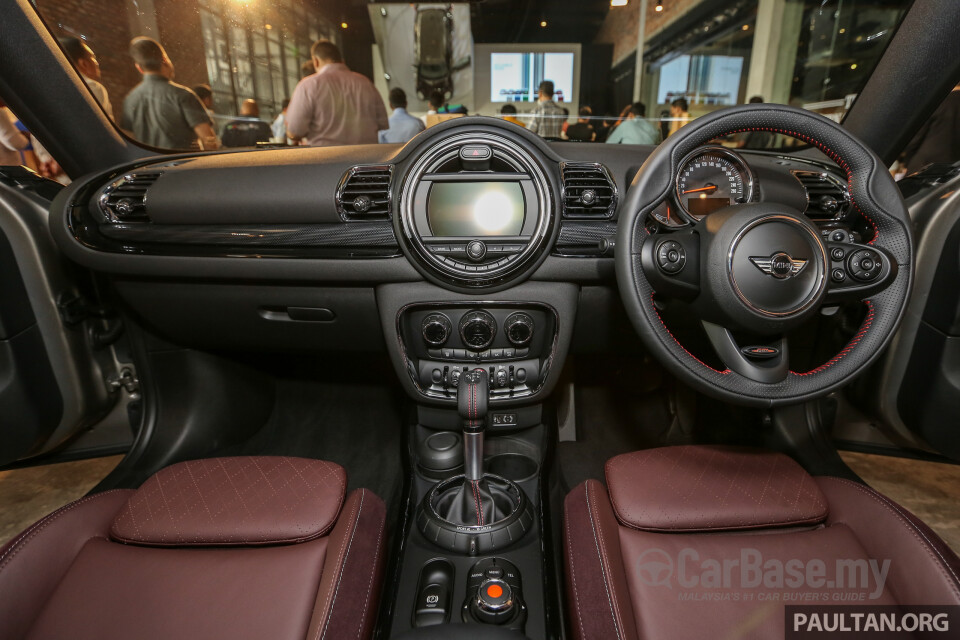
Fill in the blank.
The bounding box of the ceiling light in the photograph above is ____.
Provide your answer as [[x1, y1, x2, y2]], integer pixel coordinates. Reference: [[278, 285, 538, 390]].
[[850, 63, 858, 70], [611, 0, 628, 6], [264, 24, 272, 30], [839, 28, 846, 33], [380, 7, 387, 17], [540, 20, 548, 27], [340, 22, 348, 29], [742, 24, 749, 31], [655, 2, 663, 12]]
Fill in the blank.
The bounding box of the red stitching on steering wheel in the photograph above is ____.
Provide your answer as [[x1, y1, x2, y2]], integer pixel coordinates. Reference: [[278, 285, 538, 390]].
[[649, 292, 731, 375], [791, 301, 875, 376], [711, 126, 879, 245]]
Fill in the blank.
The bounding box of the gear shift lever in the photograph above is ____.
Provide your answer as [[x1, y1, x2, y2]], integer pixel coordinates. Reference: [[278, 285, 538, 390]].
[[458, 368, 488, 482], [417, 369, 533, 554]]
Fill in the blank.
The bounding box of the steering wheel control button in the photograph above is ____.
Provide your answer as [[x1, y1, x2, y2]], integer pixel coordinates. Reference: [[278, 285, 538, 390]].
[[830, 247, 846, 261], [830, 229, 849, 242], [848, 249, 883, 281], [656, 240, 686, 274], [831, 268, 847, 283], [741, 345, 780, 360], [466, 240, 487, 262]]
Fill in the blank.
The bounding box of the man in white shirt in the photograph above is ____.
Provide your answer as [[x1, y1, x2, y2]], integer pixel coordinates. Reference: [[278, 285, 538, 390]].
[[60, 37, 113, 121], [379, 88, 425, 144], [286, 41, 388, 147], [0, 104, 29, 167]]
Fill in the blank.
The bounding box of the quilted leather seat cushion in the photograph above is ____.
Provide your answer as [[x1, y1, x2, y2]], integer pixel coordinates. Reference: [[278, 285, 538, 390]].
[[110, 457, 347, 546], [605, 445, 828, 532]]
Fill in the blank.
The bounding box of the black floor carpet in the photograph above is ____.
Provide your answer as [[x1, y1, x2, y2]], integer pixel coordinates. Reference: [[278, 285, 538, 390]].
[[556, 355, 765, 492], [218, 366, 405, 522]]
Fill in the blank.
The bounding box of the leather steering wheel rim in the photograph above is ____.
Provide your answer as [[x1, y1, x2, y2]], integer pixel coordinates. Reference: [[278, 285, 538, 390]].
[[615, 104, 913, 408]]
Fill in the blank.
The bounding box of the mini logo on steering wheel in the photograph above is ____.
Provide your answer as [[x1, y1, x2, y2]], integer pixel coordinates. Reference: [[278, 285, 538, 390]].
[[749, 252, 807, 279]]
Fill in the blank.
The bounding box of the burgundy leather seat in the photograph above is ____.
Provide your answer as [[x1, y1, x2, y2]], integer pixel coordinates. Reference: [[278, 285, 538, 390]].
[[0, 456, 386, 640], [564, 445, 960, 639]]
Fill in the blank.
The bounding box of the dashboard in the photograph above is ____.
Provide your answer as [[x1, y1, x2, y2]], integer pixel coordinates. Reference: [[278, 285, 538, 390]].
[[50, 116, 869, 408]]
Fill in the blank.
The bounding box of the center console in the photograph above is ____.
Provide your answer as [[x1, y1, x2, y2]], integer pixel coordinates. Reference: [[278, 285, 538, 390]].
[[380, 126, 573, 638]]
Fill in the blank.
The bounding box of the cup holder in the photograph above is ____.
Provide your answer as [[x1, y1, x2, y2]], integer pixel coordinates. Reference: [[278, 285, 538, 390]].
[[485, 453, 538, 482]]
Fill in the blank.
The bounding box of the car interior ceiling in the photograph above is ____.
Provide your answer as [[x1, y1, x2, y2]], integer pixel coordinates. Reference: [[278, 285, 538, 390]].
[[1, 0, 960, 638]]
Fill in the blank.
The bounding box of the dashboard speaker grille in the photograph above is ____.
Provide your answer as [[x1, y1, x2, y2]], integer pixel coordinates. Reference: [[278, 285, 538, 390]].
[[792, 170, 850, 220], [560, 162, 617, 219], [337, 165, 393, 221], [99, 171, 161, 222]]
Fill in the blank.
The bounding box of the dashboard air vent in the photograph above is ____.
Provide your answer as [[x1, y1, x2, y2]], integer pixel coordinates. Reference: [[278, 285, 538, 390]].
[[337, 165, 393, 221], [560, 163, 617, 219], [792, 170, 850, 220], [98, 171, 162, 222]]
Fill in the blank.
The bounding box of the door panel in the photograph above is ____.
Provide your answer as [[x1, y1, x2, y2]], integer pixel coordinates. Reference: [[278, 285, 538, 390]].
[[0, 168, 116, 465]]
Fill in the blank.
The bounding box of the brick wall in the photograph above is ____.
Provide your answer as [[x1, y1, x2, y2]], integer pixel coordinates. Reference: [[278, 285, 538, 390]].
[[155, 0, 208, 92], [33, 0, 141, 119], [595, 0, 707, 65]]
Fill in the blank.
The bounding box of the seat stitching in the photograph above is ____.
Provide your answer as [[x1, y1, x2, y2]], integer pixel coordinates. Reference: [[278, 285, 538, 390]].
[[564, 498, 588, 640], [826, 478, 960, 600], [584, 482, 625, 640], [0, 490, 128, 572], [319, 490, 365, 640], [356, 492, 384, 640]]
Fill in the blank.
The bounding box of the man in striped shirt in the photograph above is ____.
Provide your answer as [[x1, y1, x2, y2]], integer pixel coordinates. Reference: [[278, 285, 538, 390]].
[[527, 80, 566, 139]]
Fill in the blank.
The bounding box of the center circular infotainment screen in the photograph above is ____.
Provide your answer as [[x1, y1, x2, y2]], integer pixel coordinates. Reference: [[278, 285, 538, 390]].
[[427, 182, 526, 237]]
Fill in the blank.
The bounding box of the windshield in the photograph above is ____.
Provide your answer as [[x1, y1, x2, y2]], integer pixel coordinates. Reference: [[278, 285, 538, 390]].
[[29, 0, 911, 154]]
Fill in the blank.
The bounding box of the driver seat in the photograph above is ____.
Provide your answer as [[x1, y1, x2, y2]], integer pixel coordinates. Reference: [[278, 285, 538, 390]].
[[563, 446, 960, 639]]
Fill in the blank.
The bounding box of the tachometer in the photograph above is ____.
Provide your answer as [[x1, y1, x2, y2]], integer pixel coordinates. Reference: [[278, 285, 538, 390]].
[[675, 147, 754, 220]]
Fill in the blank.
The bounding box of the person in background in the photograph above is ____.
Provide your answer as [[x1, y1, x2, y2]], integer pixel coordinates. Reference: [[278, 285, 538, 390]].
[[301, 60, 316, 80], [738, 96, 775, 148], [565, 106, 597, 142], [668, 97, 690, 136], [285, 40, 388, 147], [901, 82, 960, 173], [121, 37, 218, 150], [500, 104, 523, 127], [59, 36, 113, 121], [221, 99, 273, 148], [422, 89, 443, 126], [658, 109, 671, 141], [0, 101, 30, 167], [527, 80, 565, 138], [379, 88, 425, 144], [192, 84, 216, 122], [560, 106, 571, 137], [272, 98, 290, 144], [606, 101, 658, 145], [433, 88, 468, 115]]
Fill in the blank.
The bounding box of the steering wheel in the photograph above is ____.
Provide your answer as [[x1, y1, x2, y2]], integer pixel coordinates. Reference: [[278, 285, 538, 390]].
[[616, 104, 913, 408]]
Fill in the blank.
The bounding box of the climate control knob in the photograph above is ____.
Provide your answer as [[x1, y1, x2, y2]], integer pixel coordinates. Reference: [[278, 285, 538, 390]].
[[459, 310, 497, 351], [504, 312, 534, 347], [421, 313, 452, 347]]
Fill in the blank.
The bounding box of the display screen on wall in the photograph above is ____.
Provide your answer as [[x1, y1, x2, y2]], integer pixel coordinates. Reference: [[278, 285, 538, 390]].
[[490, 52, 574, 103]]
